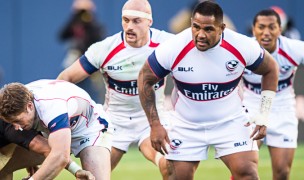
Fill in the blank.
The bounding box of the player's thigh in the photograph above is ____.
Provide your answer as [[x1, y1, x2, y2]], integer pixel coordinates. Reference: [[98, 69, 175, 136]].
[[111, 147, 125, 170], [139, 137, 156, 162], [0, 173, 12, 180], [268, 146, 295, 169], [220, 151, 258, 175], [80, 146, 111, 180], [167, 160, 199, 180]]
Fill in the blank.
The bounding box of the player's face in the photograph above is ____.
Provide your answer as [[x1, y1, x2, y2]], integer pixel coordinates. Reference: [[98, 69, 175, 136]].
[[191, 13, 225, 51], [253, 15, 281, 53], [11, 102, 36, 131], [122, 15, 151, 48]]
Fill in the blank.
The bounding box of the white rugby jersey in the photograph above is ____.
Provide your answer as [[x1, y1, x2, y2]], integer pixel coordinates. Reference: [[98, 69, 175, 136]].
[[243, 36, 304, 109], [148, 28, 264, 125], [79, 28, 174, 117], [26, 79, 109, 134]]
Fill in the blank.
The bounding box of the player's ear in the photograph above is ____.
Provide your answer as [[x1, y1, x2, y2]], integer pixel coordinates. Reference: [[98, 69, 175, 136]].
[[28, 101, 34, 112], [220, 23, 226, 34], [251, 25, 255, 36], [149, 19, 153, 27]]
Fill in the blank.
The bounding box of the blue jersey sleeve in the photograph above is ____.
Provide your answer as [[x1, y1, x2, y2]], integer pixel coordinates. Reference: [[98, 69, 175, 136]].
[[79, 55, 99, 74], [48, 113, 70, 133], [147, 51, 171, 79]]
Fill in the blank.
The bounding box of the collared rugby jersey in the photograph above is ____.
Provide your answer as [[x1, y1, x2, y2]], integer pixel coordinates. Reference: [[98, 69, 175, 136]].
[[26, 79, 109, 134], [148, 28, 264, 124], [79, 28, 174, 117], [243, 36, 304, 108]]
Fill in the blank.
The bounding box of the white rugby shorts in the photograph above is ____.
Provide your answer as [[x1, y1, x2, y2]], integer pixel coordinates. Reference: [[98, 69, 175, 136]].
[[71, 104, 113, 156], [245, 103, 298, 148], [165, 111, 258, 161], [111, 111, 170, 152]]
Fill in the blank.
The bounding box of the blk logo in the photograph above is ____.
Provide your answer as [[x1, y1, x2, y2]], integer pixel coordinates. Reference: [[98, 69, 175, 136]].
[[80, 138, 90, 145], [178, 67, 193, 72], [234, 141, 247, 147], [107, 66, 122, 70]]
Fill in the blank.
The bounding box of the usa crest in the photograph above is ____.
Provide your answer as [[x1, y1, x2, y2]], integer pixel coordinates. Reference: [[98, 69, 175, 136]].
[[170, 139, 182, 150], [226, 60, 239, 72], [280, 65, 291, 74]]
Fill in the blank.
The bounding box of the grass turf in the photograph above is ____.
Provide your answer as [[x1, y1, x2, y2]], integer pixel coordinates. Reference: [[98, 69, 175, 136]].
[[13, 144, 304, 179]]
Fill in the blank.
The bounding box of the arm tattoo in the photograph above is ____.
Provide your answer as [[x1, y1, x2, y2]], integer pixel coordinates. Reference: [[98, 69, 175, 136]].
[[138, 63, 161, 125]]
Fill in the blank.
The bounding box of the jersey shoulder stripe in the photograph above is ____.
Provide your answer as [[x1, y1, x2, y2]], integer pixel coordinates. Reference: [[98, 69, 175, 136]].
[[171, 41, 195, 70], [278, 48, 298, 66], [220, 39, 246, 66]]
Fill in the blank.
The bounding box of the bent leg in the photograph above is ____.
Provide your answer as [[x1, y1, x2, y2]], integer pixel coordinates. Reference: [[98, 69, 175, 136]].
[[140, 137, 168, 179], [111, 147, 125, 171], [166, 160, 199, 180], [0, 145, 44, 179], [80, 146, 111, 180], [221, 151, 259, 180], [269, 146, 295, 180]]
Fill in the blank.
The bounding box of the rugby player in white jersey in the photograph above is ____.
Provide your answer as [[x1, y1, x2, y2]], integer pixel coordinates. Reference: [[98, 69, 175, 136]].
[[57, 0, 173, 178], [0, 79, 112, 180], [138, 1, 279, 179], [0, 119, 94, 180], [242, 9, 304, 180]]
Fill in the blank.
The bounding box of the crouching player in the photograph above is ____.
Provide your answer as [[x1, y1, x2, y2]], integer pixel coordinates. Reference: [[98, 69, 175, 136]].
[[0, 119, 94, 180], [0, 79, 112, 180]]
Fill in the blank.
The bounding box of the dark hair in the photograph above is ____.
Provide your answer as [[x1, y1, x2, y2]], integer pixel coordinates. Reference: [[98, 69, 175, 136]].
[[253, 9, 281, 26], [192, 1, 223, 24]]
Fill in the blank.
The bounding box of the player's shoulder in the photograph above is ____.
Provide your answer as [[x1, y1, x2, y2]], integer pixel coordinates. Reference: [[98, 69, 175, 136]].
[[223, 29, 259, 50], [153, 28, 192, 60], [150, 28, 175, 42], [223, 28, 253, 42], [279, 35, 304, 48], [89, 31, 123, 50], [279, 35, 304, 59], [163, 27, 191, 46]]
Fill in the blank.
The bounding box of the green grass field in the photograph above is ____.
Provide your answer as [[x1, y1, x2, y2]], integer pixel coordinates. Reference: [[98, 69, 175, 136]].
[[14, 144, 304, 179]]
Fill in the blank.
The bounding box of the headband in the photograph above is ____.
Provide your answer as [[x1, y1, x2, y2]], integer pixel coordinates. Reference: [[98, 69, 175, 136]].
[[122, 10, 152, 20]]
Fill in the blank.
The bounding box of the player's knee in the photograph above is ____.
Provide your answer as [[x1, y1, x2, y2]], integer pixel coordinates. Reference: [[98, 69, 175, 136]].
[[158, 157, 168, 178], [166, 160, 175, 177], [166, 160, 196, 180], [233, 163, 259, 179], [273, 167, 290, 180]]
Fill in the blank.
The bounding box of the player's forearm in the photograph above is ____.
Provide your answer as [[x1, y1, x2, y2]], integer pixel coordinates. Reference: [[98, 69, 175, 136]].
[[138, 68, 161, 126], [31, 150, 70, 179], [28, 135, 50, 158]]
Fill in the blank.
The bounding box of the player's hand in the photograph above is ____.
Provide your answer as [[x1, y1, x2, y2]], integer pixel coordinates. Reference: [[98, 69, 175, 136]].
[[245, 113, 268, 140], [249, 124, 267, 140], [150, 121, 170, 155], [26, 166, 39, 176], [75, 169, 95, 180]]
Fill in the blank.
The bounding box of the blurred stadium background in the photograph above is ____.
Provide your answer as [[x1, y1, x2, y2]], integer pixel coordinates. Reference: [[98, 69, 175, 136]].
[[1, 1, 304, 178], [1, 0, 304, 88], [2, 0, 304, 138]]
